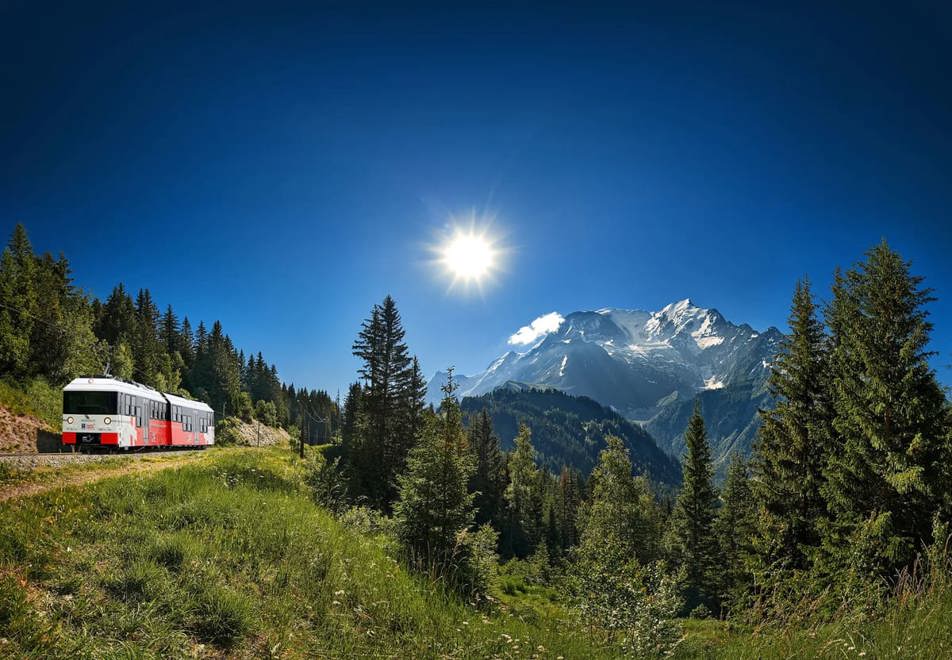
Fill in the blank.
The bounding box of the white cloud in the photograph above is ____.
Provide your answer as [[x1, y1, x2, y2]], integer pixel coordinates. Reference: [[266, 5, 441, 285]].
[[508, 312, 564, 346]]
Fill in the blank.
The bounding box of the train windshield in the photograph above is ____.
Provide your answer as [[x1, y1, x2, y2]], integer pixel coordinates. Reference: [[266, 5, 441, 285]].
[[63, 391, 117, 415]]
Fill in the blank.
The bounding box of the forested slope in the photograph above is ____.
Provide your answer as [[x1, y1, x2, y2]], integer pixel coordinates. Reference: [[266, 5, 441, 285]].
[[461, 384, 681, 486]]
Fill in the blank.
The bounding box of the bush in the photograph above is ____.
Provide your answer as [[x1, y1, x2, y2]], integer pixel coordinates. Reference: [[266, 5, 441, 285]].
[[572, 551, 682, 657], [237, 392, 253, 423], [306, 455, 347, 514], [451, 524, 500, 602], [215, 417, 243, 446], [338, 505, 394, 537], [254, 400, 277, 427], [526, 543, 554, 586]]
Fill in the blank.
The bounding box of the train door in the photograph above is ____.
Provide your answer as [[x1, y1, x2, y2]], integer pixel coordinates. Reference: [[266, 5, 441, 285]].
[[135, 397, 144, 442]]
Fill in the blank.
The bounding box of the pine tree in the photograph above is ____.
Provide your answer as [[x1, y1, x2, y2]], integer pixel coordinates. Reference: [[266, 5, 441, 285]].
[[666, 402, 720, 613], [577, 436, 660, 565], [505, 423, 544, 557], [394, 379, 475, 572], [468, 409, 508, 530], [0, 224, 37, 377], [555, 466, 584, 551], [822, 242, 949, 580], [96, 283, 136, 348], [178, 316, 195, 367], [350, 295, 416, 508], [752, 278, 833, 571], [132, 289, 162, 385], [715, 454, 757, 612], [159, 305, 180, 356]]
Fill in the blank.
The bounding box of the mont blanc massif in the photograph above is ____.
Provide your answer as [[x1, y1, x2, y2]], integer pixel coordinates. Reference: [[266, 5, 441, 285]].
[[428, 299, 783, 474]]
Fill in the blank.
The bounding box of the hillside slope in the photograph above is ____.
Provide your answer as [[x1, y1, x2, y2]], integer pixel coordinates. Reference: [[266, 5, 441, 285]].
[[0, 448, 611, 658], [461, 384, 681, 486]]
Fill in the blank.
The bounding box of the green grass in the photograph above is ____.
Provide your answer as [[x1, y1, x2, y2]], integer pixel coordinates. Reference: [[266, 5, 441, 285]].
[[0, 448, 612, 658], [5, 446, 950, 658], [0, 376, 61, 428], [673, 587, 952, 659]]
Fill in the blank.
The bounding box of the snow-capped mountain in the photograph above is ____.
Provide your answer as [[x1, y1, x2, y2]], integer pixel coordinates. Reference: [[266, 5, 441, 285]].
[[428, 300, 783, 467]]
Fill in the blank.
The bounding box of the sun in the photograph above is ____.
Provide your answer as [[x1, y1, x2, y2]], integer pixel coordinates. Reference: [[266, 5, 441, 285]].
[[441, 230, 496, 281], [429, 215, 508, 292]]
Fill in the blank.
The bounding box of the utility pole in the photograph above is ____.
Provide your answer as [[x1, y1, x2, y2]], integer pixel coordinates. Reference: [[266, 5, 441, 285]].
[[300, 416, 306, 459]]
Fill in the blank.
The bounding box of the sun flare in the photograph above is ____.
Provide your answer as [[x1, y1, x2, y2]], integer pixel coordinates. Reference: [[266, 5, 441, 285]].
[[441, 231, 496, 281], [429, 216, 507, 292]]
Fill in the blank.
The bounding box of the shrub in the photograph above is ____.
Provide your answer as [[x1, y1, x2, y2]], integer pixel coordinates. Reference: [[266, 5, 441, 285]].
[[451, 523, 500, 602], [306, 455, 347, 514], [572, 551, 682, 657], [215, 417, 243, 446]]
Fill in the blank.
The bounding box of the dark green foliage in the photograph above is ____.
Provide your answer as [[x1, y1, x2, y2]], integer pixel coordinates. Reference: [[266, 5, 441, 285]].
[[460, 386, 681, 487], [504, 423, 545, 558], [349, 295, 426, 508], [468, 408, 508, 529], [394, 383, 475, 577], [0, 224, 104, 383], [821, 242, 950, 582], [577, 436, 661, 565], [666, 402, 721, 613], [715, 454, 756, 611], [753, 278, 833, 571]]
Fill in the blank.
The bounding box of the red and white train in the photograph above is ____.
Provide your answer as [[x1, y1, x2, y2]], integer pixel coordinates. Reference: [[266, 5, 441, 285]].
[[62, 377, 215, 451]]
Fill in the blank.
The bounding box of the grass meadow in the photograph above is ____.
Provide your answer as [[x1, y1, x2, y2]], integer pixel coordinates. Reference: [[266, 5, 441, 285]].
[[2, 446, 952, 658]]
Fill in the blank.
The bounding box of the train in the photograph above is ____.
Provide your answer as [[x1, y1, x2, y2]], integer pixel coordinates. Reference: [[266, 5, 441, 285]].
[[62, 376, 214, 451]]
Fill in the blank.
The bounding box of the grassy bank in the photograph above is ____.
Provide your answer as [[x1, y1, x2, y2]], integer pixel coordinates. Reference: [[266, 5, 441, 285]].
[[0, 376, 60, 429], [0, 447, 609, 658]]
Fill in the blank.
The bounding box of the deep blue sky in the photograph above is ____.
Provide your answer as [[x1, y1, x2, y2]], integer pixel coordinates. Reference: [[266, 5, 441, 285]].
[[2, 2, 951, 393]]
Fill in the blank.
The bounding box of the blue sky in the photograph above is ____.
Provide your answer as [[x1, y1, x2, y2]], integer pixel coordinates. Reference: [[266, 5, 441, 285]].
[[2, 2, 951, 393]]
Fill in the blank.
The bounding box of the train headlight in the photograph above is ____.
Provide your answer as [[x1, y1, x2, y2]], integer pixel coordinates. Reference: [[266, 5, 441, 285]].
[[104, 417, 112, 425], [66, 416, 74, 425]]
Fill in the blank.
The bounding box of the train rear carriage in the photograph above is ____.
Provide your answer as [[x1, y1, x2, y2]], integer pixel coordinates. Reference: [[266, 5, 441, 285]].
[[165, 393, 215, 447]]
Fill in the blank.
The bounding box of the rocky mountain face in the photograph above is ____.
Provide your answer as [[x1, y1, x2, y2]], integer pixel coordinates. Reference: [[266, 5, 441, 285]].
[[429, 300, 783, 469]]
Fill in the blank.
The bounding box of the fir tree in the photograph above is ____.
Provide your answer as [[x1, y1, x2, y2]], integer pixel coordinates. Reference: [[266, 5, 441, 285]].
[[468, 409, 508, 530], [822, 242, 949, 580], [159, 305, 180, 356], [505, 423, 544, 557], [96, 283, 136, 348], [752, 278, 833, 570], [666, 402, 720, 613], [577, 436, 660, 565], [350, 295, 416, 508], [394, 379, 475, 572], [715, 454, 757, 612], [0, 224, 38, 377], [132, 288, 162, 385]]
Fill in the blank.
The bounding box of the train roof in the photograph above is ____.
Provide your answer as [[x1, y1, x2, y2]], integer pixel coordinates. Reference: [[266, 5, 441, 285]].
[[64, 377, 166, 403], [165, 392, 214, 413], [63, 378, 213, 412]]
